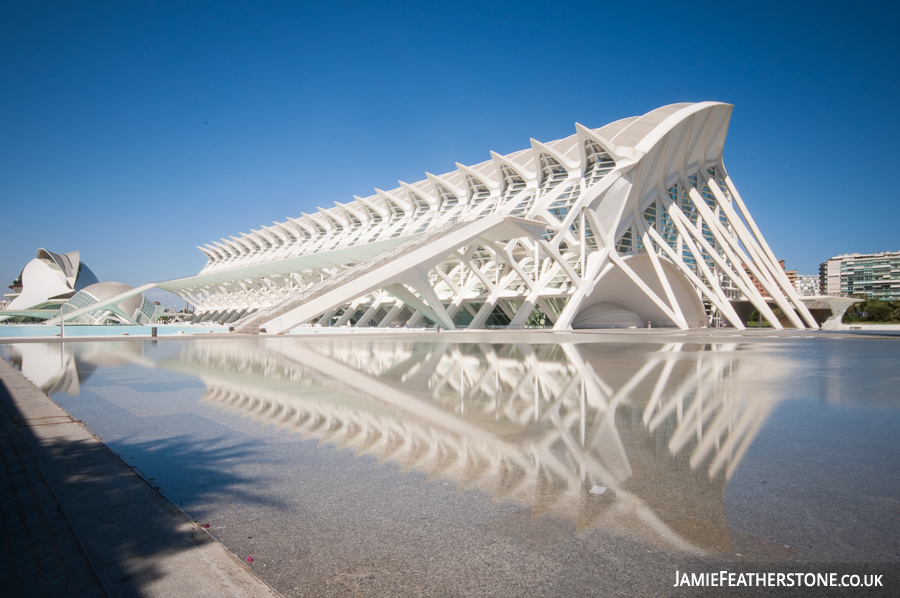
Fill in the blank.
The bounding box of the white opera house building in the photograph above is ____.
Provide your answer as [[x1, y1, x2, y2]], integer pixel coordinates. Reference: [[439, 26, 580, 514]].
[[2, 249, 161, 326], [52, 102, 841, 332]]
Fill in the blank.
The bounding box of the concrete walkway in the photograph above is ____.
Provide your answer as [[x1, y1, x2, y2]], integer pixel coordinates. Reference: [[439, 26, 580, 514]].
[[0, 357, 280, 598]]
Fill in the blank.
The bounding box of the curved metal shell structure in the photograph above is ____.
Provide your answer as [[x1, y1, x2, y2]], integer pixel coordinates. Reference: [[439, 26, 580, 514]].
[[159, 102, 817, 332]]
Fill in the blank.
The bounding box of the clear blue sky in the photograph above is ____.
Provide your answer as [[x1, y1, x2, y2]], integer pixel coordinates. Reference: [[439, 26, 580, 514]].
[[2, 1, 898, 306]]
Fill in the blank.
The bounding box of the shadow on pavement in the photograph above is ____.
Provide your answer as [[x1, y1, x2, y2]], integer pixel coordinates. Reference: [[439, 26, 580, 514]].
[[0, 374, 280, 597]]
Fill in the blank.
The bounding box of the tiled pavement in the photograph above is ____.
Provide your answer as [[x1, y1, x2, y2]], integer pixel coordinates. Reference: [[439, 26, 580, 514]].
[[0, 373, 107, 597], [0, 355, 279, 598]]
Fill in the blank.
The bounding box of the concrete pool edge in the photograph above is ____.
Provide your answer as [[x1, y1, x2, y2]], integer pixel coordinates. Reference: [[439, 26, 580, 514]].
[[3, 326, 900, 347], [0, 357, 282, 598]]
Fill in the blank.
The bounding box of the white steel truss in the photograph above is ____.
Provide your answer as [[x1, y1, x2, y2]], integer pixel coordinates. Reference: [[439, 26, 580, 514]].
[[159, 102, 816, 331]]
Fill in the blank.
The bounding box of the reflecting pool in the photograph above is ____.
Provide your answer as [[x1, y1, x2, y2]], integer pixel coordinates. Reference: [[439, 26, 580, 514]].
[[2, 333, 899, 596]]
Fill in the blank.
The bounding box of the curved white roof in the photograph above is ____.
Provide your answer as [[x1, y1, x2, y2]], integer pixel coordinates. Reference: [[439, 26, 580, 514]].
[[194, 102, 731, 276]]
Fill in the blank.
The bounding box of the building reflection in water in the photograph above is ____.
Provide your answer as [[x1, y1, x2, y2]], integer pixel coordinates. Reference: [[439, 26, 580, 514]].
[[2, 338, 796, 555], [4, 342, 90, 395], [161, 338, 792, 556], [2, 341, 151, 395]]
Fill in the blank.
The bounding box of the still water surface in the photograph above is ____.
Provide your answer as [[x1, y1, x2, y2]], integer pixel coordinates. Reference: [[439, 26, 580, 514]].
[[2, 334, 899, 595]]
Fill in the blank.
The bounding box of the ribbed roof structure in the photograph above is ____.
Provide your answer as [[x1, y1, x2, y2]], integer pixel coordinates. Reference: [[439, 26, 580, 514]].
[[154, 102, 818, 332]]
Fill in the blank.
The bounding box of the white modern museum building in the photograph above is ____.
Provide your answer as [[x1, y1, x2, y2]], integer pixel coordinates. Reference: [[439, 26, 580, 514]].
[[46, 102, 847, 332]]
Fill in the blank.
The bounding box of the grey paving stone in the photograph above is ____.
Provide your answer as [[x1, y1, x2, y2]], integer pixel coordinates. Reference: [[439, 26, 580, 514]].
[[0, 381, 106, 597], [0, 356, 279, 598]]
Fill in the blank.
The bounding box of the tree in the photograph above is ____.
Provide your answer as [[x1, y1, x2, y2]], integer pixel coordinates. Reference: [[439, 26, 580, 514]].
[[865, 300, 893, 322]]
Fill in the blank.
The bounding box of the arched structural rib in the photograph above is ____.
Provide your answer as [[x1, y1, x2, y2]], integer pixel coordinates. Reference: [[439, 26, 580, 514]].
[[156, 102, 817, 332]]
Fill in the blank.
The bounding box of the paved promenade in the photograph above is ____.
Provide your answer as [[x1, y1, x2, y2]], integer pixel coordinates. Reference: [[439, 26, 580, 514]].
[[0, 356, 280, 598]]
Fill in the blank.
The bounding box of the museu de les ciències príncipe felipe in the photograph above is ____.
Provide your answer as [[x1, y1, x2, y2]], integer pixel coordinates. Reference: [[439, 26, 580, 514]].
[[56, 102, 839, 333]]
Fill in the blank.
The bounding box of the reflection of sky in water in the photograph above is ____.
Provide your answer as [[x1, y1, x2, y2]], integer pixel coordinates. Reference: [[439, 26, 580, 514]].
[[2, 336, 899, 571]]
